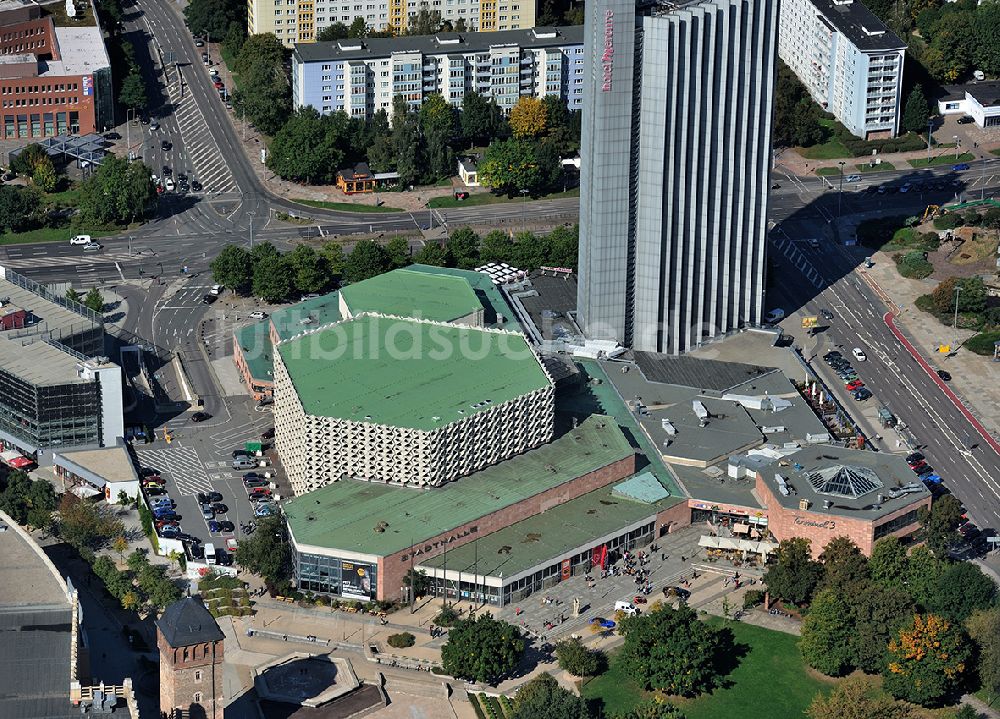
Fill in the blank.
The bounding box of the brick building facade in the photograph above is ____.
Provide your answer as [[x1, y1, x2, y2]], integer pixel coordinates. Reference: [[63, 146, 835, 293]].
[[0, 0, 112, 140], [756, 473, 930, 557], [156, 598, 225, 719]]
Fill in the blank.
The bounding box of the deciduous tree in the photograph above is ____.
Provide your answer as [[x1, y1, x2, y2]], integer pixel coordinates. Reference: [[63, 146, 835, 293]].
[[446, 227, 479, 269], [267, 107, 344, 184], [763, 537, 823, 605], [234, 515, 293, 589], [413, 241, 450, 267], [917, 493, 965, 555], [461, 91, 502, 146], [818, 536, 869, 590], [211, 244, 253, 293], [554, 637, 606, 677], [31, 155, 58, 193], [479, 230, 515, 264], [509, 96, 547, 139], [800, 588, 855, 676], [966, 607, 1000, 702], [807, 675, 915, 719], [479, 138, 544, 196], [385, 236, 411, 269], [617, 603, 728, 696], [119, 70, 148, 112], [83, 288, 105, 313], [440, 613, 524, 685], [183, 0, 246, 40], [511, 672, 592, 719], [927, 561, 997, 622], [287, 244, 329, 294], [252, 253, 292, 303], [344, 239, 391, 282], [868, 536, 909, 589], [317, 21, 349, 40], [0, 185, 39, 233], [848, 581, 913, 674], [884, 613, 971, 706]]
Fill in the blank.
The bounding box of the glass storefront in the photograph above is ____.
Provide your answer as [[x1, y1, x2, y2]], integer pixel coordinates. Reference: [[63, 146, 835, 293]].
[[296, 550, 378, 601]]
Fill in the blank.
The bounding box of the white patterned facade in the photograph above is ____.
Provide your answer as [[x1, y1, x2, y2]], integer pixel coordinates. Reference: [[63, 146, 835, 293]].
[[272, 319, 555, 495]]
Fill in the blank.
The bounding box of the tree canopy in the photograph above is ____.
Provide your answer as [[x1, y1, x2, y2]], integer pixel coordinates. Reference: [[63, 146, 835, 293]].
[[211, 244, 253, 293], [344, 239, 391, 283], [917, 493, 965, 555], [617, 603, 730, 696], [78, 155, 156, 225], [554, 637, 606, 677], [510, 673, 593, 719], [183, 0, 246, 39], [234, 515, 293, 590], [233, 33, 291, 136], [884, 613, 972, 706], [807, 675, 915, 719], [966, 607, 1000, 703], [763, 537, 823, 605], [901, 85, 930, 134], [440, 613, 524, 685], [509, 96, 548, 139], [926, 561, 997, 622], [799, 588, 855, 676]]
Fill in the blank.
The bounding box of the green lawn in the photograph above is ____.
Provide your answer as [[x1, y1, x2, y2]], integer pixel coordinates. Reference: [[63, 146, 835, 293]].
[[908, 152, 975, 168], [582, 620, 831, 719], [799, 140, 852, 160], [856, 161, 895, 172], [289, 198, 403, 213], [991, 148, 1000, 158], [815, 166, 843, 176], [428, 187, 579, 209]]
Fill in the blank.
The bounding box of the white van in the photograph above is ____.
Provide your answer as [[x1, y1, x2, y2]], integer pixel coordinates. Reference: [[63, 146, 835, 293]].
[[69, 234, 91, 245], [205, 542, 217, 565], [615, 601, 638, 616]]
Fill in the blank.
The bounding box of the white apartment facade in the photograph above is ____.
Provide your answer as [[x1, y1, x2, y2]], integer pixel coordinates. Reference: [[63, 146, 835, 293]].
[[292, 26, 584, 119], [248, 0, 535, 47], [778, 0, 906, 139]]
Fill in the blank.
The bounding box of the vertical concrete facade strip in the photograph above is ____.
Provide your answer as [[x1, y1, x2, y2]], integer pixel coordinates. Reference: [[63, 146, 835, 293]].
[[576, 0, 638, 344]]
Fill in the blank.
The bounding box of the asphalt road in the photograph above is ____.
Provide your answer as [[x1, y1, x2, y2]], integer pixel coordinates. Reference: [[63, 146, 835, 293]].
[[765, 197, 1000, 539]]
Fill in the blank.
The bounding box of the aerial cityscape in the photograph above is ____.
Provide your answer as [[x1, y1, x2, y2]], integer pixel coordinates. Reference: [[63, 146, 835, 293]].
[[0, 0, 998, 716]]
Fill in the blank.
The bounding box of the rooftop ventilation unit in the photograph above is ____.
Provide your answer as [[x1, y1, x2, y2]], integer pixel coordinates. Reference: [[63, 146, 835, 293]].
[[692, 400, 709, 427]]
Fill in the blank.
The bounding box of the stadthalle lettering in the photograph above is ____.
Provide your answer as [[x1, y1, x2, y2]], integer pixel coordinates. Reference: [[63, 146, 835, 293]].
[[794, 516, 836, 530], [400, 525, 478, 561]]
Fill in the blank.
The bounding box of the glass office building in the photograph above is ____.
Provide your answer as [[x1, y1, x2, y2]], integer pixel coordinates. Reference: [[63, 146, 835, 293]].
[[577, 0, 778, 354]]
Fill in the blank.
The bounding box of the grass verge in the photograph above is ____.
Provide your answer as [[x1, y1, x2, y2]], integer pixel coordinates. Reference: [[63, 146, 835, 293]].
[[907, 152, 975, 168], [815, 167, 843, 176], [582, 619, 831, 719], [428, 187, 579, 209], [289, 198, 403, 213], [856, 162, 895, 172]]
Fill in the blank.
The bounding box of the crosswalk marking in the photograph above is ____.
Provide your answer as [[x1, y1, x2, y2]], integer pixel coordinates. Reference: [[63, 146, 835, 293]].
[[136, 445, 214, 495], [166, 76, 237, 195]]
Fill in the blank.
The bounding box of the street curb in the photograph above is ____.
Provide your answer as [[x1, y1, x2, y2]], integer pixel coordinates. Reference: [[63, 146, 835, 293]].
[[884, 312, 1000, 455]]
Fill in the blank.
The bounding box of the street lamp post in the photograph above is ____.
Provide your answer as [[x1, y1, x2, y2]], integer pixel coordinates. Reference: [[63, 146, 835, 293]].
[[520, 188, 529, 226], [837, 161, 846, 218], [248, 211, 255, 249], [926, 119, 933, 164], [954, 135, 960, 160], [954, 286, 962, 343]]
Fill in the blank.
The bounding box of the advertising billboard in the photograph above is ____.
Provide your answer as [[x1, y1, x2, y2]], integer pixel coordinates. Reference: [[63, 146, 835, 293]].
[[82, 76, 92, 97], [341, 561, 376, 600]]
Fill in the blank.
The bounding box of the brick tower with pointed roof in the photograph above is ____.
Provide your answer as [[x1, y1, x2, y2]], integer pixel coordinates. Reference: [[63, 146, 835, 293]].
[[156, 597, 225, 719]]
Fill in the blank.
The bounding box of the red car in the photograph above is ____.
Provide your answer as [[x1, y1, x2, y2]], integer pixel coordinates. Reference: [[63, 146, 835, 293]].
[[155, 520, 179, 529], [910, 460, 929, 473], [845, 380, 864, 392], [142, 475, 164, 485], [249, 488, 272, 499], [213, 80, 224, 90]]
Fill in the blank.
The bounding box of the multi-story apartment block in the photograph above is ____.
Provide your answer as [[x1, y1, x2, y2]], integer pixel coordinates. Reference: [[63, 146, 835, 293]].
[[249, 0, 536, 47], [778, 0, 906, 139], [291, 25, 583, 118]]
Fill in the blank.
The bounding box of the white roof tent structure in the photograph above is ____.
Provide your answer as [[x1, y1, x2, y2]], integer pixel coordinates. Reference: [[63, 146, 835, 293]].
[[8, 134, 109, 169]]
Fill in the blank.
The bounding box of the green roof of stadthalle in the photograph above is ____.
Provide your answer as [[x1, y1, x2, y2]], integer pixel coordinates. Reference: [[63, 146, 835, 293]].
[[284, 415, 635, 557], [277, 314, 550, 431], [340, 268, 483, 323]]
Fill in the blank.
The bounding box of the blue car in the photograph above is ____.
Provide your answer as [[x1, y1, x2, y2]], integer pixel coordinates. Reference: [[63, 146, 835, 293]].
[[154, 510, 178, 521], [208, 520, 221, 533], [920, 472, 942, 485], [953, 163, 970, 171]]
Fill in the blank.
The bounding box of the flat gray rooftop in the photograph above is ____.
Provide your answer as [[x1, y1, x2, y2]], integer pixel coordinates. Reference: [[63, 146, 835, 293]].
[[518, 271, 581, 342], [47, 26, 110, 76], [634, 352, 776, 393], [765, 445, 930, 521], [0, 338, 89, 386], [0, 272, 101, 341], [0, 521, 68, 607]]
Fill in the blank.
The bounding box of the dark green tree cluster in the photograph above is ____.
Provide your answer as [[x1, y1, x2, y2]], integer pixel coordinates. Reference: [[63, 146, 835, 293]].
[[509, 673, 593, 719], [617, 603, 732, 697], [267, 107, 383, 183], [0, 184, 41, 235], [233, 34, 292, 136], [183, 0, 247, 44], [0, 469, 57, 530], [77, 155, 157, 226], [907, 1, 1000, 82], [92, 549, 182, 612], [440, 613, 524, 685], [233, 515, 294, 592], [211, 242, 332, 301], [772, 59, 826, 148], [10, 143, 58, 193], [316, 16, 368, 41], [900, 84, 930, 134], [53, 492, 125, 552], [554, 637, 606, 677], [419, 225, 578, 272], [791, 535, 996, 707]]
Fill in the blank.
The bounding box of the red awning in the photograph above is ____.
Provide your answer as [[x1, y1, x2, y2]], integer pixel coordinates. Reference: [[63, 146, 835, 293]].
[[8, 457, 33, 469]]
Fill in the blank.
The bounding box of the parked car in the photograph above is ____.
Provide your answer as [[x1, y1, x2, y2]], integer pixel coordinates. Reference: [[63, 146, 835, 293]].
[[910, 460, 929, 474], [846, 380, 865, 392], [201, 504, 215, 520], [249, 488, 272, 499], [232, 457, 258, 470], [161, 139, 171, 151], [906, 452, 925, 464], [853, 388, 872, 401], [153, 510, 178, 520], [852, 347, 867, 361], [196, 493, 211, 505], [244, 477, 268, 488], [218, 520, 235, 533], [139, 467, 159, 477], [212, 503, 228, 514], [764, 308, 785, 324], [958, 115, 974, 124], [191, 180, 202, 192], [162, 165, 171, 176], [192, 411, 211, 422], [233, 449, 251, 459], [202, 294, 217, 304], [823, 351, 842, 362], [208, 520, 221, 533], [249, 310, 268, 320], [954, 163, 970, 171], [145, 486, 166, 496], [195, 38, 205, 47], [160, 525, 180, 537], [254, 503, 275, 517], [937, 369, 952, 381], [820, 309, 834, 321], [164, 178, 175, 192], [261, 427, 275, 440]]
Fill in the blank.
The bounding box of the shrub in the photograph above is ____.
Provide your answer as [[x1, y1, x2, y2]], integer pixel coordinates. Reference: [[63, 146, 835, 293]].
[[743, 589, 766, 609], [918, 232, 941, 250], [554, 637, 607, 676], [933, 213, 962, 231], [915, 294, 937, 313], [889, 227, 918, 248], [964, 210, 981, 226], [387, 632, 416, 648], [435, 606, 460, 627], [965, 331, 1000, 356], [894, 251, 933, 279]]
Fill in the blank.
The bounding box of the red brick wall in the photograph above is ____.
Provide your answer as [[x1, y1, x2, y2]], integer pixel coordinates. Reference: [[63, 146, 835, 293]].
[[0, 309, 27, 330], [0, 18, 55, 59], [756, 475, 929, 557], [232, 335, 273, 400], [378, 453, 637, 600], [656, 500, 692, 535], [157, 631, 225, 719]]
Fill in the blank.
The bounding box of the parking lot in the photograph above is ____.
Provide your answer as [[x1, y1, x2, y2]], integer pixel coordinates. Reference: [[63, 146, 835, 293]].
[[134, 396, 285, 559]]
